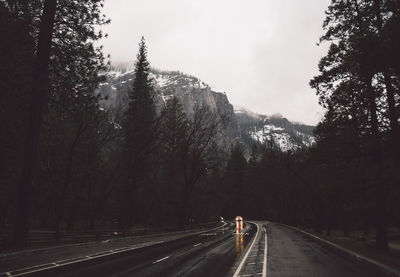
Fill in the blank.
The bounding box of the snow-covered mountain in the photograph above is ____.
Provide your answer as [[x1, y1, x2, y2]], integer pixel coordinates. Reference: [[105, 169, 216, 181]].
[[96, 68, 315, 153], [235, 106, 315, 152]]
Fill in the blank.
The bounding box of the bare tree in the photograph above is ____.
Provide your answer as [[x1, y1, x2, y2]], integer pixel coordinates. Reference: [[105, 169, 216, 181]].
[[180, 106, 221, 225]]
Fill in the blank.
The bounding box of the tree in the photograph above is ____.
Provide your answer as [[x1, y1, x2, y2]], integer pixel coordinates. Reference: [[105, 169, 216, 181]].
[[158, 97, 188, 225], [3, 0, 110, 245], [223, 142, 247, 218], [0, 2, 34, 229], [310, 0, 400, 249], [13, 0, 58, 248], [119, 37, 158, 230], [179, 106, 221, 225]]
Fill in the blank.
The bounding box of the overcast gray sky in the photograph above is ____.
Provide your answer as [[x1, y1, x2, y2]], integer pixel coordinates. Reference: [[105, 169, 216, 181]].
[[101, 0, 331, 125]]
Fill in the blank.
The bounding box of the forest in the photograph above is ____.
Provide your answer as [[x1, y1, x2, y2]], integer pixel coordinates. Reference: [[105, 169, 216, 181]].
[[0, 0, 399, 252]]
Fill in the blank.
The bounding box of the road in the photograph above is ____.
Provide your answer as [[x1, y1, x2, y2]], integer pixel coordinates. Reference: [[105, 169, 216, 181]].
[[0, 222, 255, 277], [0, 221, 385, 276], [236, 221, 379, 277]]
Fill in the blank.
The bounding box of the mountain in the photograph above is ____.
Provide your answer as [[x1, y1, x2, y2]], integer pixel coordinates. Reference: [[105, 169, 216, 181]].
[[97, 68, 240, 151], [235, 106, 315, 152], [96, 68, 315, 153]]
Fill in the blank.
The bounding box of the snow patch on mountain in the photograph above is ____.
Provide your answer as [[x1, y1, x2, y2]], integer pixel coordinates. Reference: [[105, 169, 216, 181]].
[[264, 124, 284, 132], [150, 71, 209, 91], [250, 129, 300, 152]]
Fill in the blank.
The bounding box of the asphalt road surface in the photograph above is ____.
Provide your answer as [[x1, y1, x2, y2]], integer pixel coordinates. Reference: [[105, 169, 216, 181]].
[[0, 222, 255, 277], [0, 221, 386, 277], [265, 222, 379, 277]]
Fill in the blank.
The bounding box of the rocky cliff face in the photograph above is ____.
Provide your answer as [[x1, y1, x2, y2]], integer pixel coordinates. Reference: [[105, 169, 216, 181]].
[[97, 68, 241, 152], [96, 68, 314, 153]]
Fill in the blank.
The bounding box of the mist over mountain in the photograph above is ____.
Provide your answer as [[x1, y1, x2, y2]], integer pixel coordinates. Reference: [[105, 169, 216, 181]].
[[97, 67, 315, 153]]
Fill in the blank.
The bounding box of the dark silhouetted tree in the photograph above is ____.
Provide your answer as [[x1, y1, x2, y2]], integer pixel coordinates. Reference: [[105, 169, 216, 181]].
[[119, 37, 158, 230], [158, 97, 188, 225], [223, 142, 247, 218], [310, 0, 400, 249], [13, 0, 58, 248]]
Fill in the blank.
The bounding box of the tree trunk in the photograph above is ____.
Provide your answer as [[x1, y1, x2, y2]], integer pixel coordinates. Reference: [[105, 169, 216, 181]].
[[13, 0, 58, 248], [55, 125, 84, 236], [85, 180, 92, 229], [366, 78, 388, 250]]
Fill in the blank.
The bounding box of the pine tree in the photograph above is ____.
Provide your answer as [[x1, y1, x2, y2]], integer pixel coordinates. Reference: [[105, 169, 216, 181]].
[[160, 97, 188, 155], [159, 97, 188, 225], [123, 37, 157, 156], [120, 37, 158, 229]]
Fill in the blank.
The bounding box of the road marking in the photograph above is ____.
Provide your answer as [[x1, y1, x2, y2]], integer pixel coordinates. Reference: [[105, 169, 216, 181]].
[[1, 240, 168, 277], [0, 223, 228, 276], [199, 233, 216, 236], [262, 224, 268, 277], [193, 243, 202, 247], [248, 262, 256, 265], [152, 256, 170, 264], [241, 273, 262, 276], [233, 222, 260, 277], [1, 224, 227, 277]]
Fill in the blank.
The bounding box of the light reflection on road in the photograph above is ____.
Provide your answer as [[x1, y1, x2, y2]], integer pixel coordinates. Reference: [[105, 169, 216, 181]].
[[236, 234, 244, 257]]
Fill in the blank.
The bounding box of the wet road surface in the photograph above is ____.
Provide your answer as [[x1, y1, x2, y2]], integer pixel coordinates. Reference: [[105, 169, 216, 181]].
[[1, 221, 386, 277], [265, 222, 378, 277], [0, 222, 255, 277]]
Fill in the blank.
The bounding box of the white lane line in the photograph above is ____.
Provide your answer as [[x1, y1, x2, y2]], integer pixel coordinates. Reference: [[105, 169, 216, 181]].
[[193, 243, 202, 247], [152, 256, 170, 264], [2, 225, 227, 276], [1, 240, 169, 277], [233, 222, 260, 277], [262, 224, 268, 277]]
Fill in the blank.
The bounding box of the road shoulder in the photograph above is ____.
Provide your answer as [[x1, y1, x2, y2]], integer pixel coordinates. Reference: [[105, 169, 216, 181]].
[[281, 223, 400, 277]]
